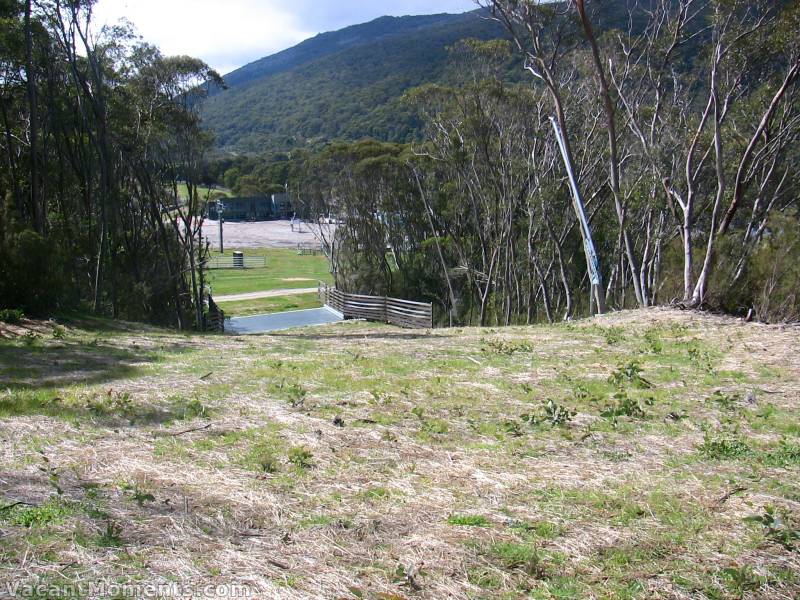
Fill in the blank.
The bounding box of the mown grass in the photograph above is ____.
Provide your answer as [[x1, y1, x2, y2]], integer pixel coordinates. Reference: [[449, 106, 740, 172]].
[[216, 292, 321, 317], [0, 310, 798, 599], [207, 248, 331, 297]]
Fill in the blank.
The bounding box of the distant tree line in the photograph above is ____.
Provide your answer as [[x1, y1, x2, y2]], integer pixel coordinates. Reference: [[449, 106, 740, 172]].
[[290, 0, 799, 325], [0, 0, 222, 327]]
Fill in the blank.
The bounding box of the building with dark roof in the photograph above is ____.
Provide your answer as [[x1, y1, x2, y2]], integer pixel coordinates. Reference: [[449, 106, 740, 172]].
[[207, 193, 293, 221]]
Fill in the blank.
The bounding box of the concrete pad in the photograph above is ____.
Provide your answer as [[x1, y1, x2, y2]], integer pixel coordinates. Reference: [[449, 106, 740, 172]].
[[226, 307, 343, 335]]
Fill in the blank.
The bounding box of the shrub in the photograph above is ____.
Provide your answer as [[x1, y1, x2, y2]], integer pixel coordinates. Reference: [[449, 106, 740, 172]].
[[482, 339, 534, 355], [522, 399, 576, 427], [608, 361, 652, 389], [603, 327, 625, 345], [698, 433, 751, 460], [643, 328, 664, 353], [0, 229, 63, 315], [744, 506, 799, 551], [0, 308, 24, 324], [762, 439, 800, 468], [601, 392, 650, 420], [288, 446, 313, 469], [257, 451, 280, 474], [486, 542, 547, 578], [710, 390, 739, 410]]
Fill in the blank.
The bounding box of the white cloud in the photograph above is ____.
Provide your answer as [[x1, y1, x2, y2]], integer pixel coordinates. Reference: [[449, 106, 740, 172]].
[[92, 0, 313, 74], [92, 0, 478, 75]]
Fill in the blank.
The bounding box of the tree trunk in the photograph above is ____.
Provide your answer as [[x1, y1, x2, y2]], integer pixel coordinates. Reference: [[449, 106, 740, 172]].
[[24, 0, 43, 233]]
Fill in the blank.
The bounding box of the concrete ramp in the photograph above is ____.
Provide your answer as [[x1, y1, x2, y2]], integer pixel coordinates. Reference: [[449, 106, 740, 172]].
[[226, 307, 343, 335]]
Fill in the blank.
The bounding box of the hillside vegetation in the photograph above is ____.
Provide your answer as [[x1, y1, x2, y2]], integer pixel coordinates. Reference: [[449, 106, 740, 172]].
[[1, 310, 798, 598], [201, 11, 507, 153], [201, 3, 661, 154]]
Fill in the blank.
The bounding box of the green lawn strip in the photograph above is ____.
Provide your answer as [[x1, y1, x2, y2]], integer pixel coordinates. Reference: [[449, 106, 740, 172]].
[[216, 293, 322, 317], [207, 249, 331, 296]]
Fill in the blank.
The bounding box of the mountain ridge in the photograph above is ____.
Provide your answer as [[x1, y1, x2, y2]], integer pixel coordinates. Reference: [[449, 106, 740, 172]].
[[201, 9, 506, 154], [201, 3, 659, 155], [217, 12, 476, 91]]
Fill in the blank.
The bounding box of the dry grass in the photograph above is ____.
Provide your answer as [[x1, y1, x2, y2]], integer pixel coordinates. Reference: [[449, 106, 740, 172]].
[[0, 308, 798, 599]]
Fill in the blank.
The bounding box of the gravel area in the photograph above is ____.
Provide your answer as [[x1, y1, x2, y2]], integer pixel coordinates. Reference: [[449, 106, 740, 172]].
[[203, 219, 334, 249]]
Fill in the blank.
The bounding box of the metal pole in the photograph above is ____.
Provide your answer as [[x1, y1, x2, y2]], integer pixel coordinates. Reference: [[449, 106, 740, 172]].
[[218, 202, 225, 254], [549, 117, 605, 315]]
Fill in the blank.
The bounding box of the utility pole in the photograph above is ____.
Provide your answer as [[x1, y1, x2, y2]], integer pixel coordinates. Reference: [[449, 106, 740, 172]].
[[218, 201, 225, 254], [550, 117, 606, 315]]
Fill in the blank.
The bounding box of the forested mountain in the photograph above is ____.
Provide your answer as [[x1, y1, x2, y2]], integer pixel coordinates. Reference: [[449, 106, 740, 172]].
[[202, 3, 669, 154], [201, 10, 507, 153]]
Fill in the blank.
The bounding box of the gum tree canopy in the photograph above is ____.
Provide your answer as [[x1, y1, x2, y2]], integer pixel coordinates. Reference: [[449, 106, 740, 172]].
[[0, 0, 224, 328]]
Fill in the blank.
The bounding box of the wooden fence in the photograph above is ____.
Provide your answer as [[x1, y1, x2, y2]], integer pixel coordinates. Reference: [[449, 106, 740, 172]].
[[204, 296, 225, 332], [319, 283, 432, 329], [297, 244, 324, 256], [203, 256, 267, 270]]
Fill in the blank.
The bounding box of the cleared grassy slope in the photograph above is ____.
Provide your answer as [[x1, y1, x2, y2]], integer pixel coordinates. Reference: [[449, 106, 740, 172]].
[[0, 309, 798, 598]]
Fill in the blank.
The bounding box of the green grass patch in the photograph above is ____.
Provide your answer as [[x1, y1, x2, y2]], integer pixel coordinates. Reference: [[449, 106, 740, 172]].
[[176, 183, 231, 200], [207, 249, 331, 296], [697, 432, 751, 460], [3, 497, 75, 528], [217, 293, 322, 317], [447, 514, 491, 527]]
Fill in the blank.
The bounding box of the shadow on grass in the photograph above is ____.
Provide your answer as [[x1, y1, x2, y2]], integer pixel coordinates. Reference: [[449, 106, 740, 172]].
[[0, 342, 157, 389], [0, 383, 211, 426]]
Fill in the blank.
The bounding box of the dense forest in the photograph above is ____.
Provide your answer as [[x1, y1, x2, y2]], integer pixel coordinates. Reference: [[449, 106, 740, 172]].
[[0, 0, 221, 327], [279, 0, 798, 325]]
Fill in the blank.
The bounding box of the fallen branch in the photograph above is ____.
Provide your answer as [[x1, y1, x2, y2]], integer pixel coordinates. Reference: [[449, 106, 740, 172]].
[[0, 501, 34, 512], [155, 423, 214, 438], [716, 486, 747, 507], [267, 558, 290, 570]]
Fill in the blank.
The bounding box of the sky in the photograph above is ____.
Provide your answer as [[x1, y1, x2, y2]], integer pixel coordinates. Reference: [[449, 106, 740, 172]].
[[92, 0, 479, 76]]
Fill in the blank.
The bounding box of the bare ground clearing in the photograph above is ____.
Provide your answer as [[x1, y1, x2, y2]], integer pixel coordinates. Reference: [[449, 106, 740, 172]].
[[0, 309, 798, 599], [203, 220, 334, 249]]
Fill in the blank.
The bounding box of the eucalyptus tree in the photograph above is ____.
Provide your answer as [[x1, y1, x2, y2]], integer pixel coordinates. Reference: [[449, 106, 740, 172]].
[[408, 49, 540, 323], [0, 0, 224, 327], [609, 0, 799, 307], [481, 0, 620, 314]]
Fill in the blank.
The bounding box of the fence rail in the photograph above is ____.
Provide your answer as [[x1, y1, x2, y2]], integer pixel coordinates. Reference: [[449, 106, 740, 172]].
[[203, 256, 267, 270], [319, 283, 432, 329], [205, 296, 225, 332], [297, 244, 324, 256]]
